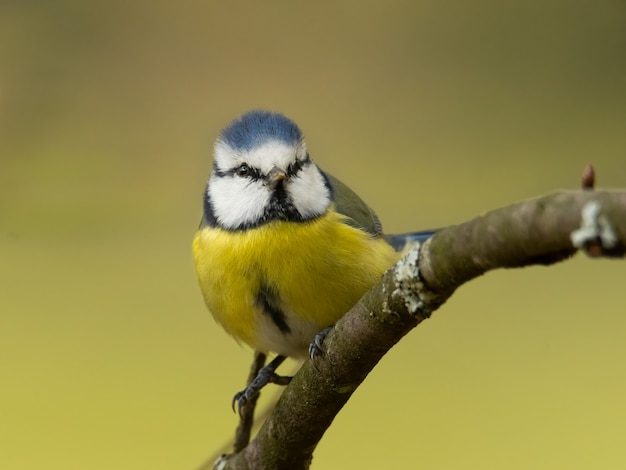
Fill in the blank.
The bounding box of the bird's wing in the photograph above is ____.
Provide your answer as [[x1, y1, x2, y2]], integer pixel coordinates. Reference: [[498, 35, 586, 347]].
[[322, 172, 384, 237], [323, 172, 438, 251]]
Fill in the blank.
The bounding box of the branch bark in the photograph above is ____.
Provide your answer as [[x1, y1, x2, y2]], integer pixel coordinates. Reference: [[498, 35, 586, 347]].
[[216, 190, 626, 470]]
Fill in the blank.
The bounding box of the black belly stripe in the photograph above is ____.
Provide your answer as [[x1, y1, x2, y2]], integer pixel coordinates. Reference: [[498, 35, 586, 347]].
[[257, 283, 291, 334]]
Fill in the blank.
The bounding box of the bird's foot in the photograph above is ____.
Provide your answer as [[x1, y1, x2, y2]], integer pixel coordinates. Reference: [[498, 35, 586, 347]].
[[232, 355, 291, 415], [308, 325, 334, 369]]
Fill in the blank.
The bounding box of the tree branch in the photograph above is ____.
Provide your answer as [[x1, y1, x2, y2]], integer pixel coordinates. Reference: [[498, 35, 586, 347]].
[[217, 190, 626, 470]]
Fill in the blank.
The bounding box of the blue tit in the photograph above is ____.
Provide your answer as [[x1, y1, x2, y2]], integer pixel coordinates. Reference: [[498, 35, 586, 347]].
[[192, 110, 435, 407]]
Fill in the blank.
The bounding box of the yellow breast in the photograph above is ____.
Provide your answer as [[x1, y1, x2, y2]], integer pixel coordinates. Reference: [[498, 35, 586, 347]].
[[192, 209, 400, 358]]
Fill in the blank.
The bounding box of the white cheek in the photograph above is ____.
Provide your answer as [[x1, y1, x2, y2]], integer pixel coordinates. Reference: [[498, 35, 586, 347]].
[[288, 167, 331, 218], [208, 175, 270, 229]]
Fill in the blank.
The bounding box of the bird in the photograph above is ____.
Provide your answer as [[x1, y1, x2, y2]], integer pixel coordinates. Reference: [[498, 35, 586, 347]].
[[192, 110, 435, 411]]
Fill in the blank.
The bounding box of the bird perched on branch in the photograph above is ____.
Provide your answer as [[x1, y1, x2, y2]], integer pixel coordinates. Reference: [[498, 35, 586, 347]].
[[192, 110, 435, 411]]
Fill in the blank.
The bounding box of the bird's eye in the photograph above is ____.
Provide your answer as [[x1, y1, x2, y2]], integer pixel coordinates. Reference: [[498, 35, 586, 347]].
[[236, 163, 250, 177]]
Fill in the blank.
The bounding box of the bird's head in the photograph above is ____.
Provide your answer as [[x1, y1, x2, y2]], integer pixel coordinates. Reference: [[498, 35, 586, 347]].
[[204, 111, 332, 230]]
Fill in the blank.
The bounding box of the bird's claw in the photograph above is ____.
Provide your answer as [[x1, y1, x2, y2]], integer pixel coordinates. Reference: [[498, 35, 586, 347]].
[[308, 325, 334, 369], [231, 356, 292, 415], [231, 387, 256, 415]]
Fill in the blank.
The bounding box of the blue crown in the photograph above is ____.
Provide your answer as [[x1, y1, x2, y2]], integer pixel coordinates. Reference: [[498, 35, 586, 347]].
[[219, 110, 303, 151]]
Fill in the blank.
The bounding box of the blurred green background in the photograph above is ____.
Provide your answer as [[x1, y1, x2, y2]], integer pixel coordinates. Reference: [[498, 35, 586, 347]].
[[2, 1, 626, 468]]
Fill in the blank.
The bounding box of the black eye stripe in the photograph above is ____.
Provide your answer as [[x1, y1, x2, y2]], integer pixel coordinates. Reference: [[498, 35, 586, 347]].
[[214, 155, 311, 180], [212, 161, 227, 177], [287, 162, 300, 177], [216, 163, 261, 180], [287, 155, 311, 177]]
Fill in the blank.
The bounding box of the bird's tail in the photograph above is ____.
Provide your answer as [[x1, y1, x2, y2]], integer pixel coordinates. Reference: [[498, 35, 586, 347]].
[[384, 229, 438, 252]]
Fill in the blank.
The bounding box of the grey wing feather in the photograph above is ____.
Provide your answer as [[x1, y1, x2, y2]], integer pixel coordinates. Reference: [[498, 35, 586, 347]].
[[322, 172, 383, 236], [322, 172, 438, 251]]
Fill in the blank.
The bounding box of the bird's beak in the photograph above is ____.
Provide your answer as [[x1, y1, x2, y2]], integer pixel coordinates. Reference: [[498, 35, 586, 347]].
[[266, 166, 287, 190]]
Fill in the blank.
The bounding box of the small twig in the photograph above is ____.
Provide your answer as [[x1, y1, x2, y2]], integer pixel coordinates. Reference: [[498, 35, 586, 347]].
[[582, 163, 595, 190], [574, 166, 619, 257]]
